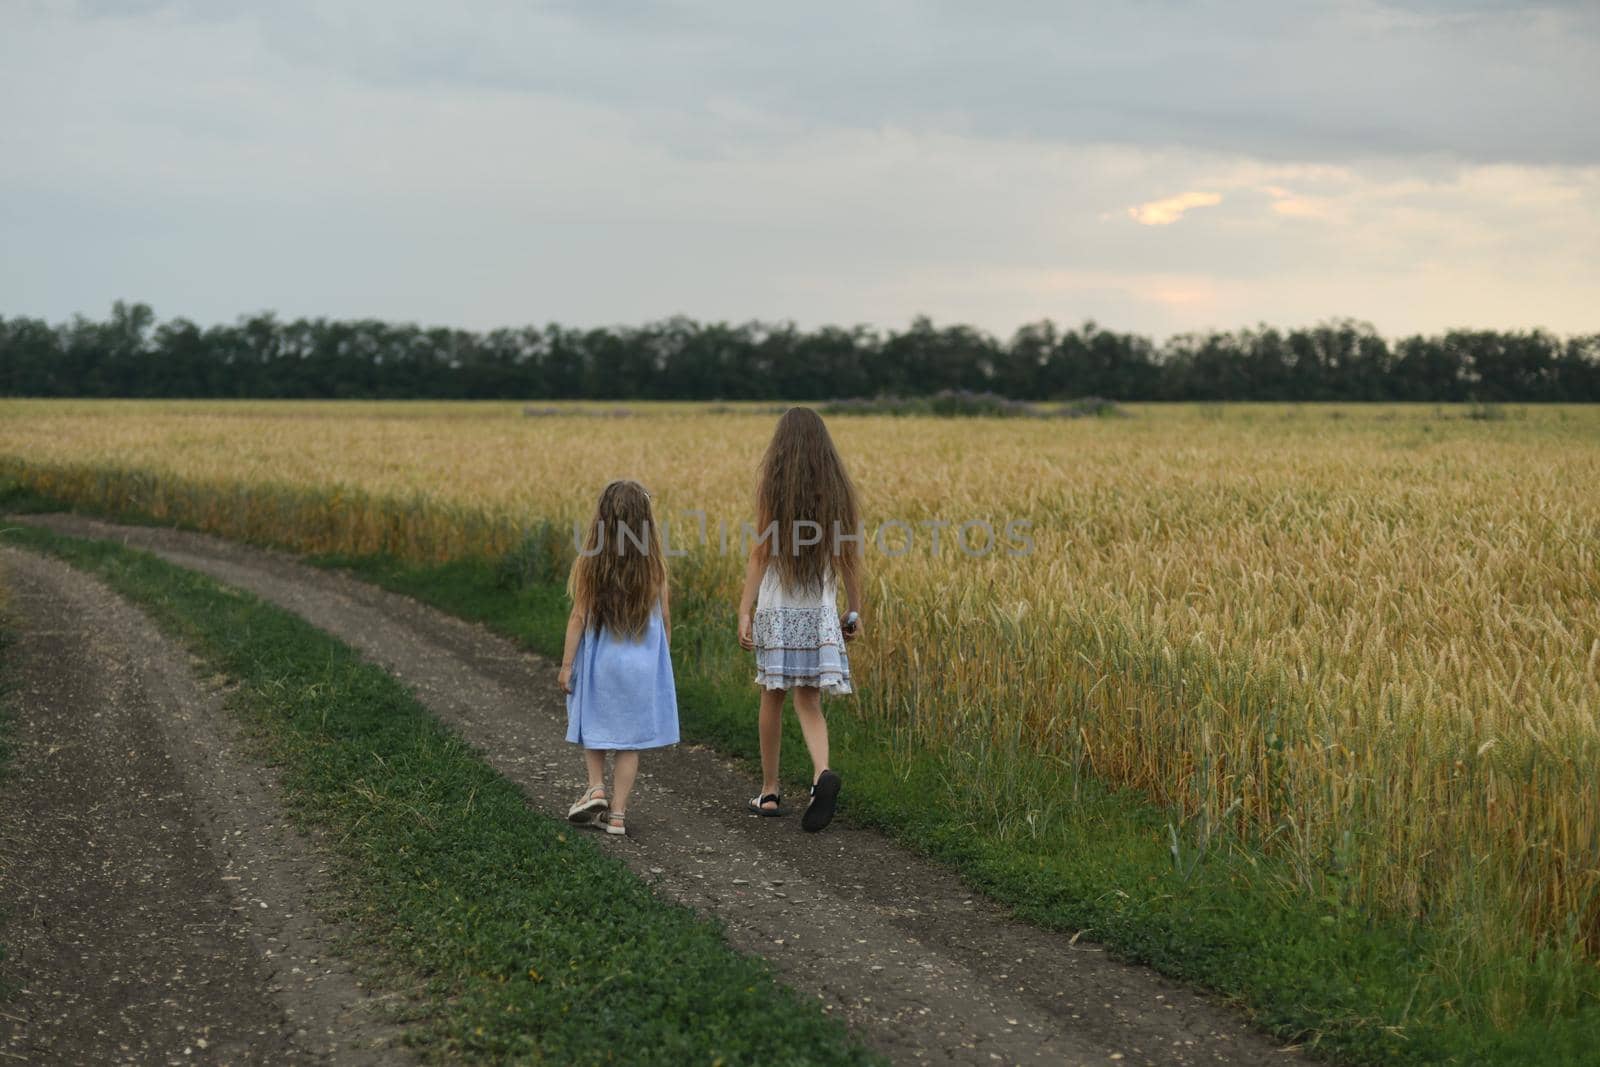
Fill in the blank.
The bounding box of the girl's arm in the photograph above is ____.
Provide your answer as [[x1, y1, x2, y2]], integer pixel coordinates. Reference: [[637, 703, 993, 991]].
[[736, 546, 763, 650], [842, 557, 865, 641], [660, 580, 672, 646], [558, 606, 585, 693]]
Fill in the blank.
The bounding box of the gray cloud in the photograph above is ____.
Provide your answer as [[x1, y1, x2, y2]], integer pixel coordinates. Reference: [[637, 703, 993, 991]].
[[2, 0, 1597, 337], [165, 0, 1600, 166]]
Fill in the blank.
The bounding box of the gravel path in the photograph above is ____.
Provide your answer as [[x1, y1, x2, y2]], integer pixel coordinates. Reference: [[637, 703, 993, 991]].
[[9, 516, 1306, 1066], [0, 547, 410, 1065]]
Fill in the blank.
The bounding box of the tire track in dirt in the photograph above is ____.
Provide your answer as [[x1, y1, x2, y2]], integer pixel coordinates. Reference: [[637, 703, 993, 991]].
[[12, 516, 1305, 1066], [0, 547, 410, 1065]]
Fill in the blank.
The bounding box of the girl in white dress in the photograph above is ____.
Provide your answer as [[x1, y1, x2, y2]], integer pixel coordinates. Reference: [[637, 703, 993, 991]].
[[737, 407, 864, 832]]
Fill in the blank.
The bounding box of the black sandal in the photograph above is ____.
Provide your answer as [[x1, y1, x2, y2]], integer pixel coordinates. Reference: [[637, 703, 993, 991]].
[[801, 770, 841, 833], [747, 792, 785, 817]]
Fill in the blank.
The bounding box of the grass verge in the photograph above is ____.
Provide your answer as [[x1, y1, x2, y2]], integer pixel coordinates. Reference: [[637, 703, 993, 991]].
[[0, 523, 879, 1066]]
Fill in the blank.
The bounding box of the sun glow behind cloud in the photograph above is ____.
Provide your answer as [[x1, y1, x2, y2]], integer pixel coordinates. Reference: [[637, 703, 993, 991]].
[[1126, 191, 1223, 226]]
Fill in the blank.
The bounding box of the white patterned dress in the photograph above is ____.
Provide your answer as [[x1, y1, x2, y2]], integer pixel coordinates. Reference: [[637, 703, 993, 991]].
[[752, 563, 852, 694]]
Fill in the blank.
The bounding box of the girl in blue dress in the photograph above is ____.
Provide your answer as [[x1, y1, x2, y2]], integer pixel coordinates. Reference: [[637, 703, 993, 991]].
[[558, 479, 679, 837]]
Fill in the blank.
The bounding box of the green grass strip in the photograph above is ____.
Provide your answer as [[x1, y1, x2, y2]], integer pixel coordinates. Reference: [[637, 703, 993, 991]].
[[0, 524, 879, 1066]]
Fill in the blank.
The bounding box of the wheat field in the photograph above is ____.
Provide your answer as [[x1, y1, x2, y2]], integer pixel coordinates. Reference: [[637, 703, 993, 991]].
[[5, 399, 1598, 1016]]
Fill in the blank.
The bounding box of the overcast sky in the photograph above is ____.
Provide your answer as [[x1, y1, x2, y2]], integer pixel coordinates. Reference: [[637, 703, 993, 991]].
[[3, 0, 1597, 339]]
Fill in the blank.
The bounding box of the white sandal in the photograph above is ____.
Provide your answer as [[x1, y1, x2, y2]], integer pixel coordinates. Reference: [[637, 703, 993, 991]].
[[603, 811, 627, 836], [568, 785, 608, 824]]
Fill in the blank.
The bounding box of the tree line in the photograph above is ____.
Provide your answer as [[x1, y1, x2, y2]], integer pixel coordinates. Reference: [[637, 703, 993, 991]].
[[3, 301, 1597, 402]]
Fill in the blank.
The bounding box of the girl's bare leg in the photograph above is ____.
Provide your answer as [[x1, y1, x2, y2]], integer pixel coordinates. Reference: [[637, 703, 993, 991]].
[[791, 685, 830, 784], [584, 748, 607, 792], [611, 750, 640, 815], [758, 688, 786, 805]]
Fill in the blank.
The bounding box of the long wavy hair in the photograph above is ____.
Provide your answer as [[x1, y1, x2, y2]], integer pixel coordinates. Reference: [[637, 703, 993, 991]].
[[568, 479, 666, 640], [755, 407, 861, 593]]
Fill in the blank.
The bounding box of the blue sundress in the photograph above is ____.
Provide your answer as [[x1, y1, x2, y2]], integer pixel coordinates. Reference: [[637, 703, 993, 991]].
[[565, 602, 680, 750]]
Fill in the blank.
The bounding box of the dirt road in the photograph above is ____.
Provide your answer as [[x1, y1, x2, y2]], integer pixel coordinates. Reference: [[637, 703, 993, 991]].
[[5, 515, 1304, 1065], [0, 547, 407, 1065]]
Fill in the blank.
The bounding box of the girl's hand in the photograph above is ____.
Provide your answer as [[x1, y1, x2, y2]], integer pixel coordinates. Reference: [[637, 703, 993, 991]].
[[843, 614, 863, 642], [738, 612, 755, 651], [558, 665, 573, 694]]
